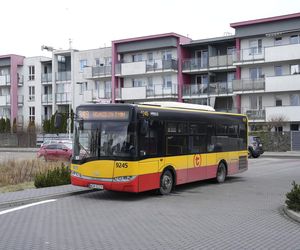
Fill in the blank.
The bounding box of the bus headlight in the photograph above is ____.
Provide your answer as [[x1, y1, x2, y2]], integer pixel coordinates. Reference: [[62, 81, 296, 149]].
[[113, 176, 136, 182], [71, 171, 81, 178]]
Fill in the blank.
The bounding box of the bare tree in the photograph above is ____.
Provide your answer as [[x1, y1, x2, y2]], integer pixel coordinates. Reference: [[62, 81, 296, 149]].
[[266, 114, 288, 131]]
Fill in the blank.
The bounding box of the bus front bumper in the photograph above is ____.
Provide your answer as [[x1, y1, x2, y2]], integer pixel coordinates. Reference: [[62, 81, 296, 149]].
[[71, 175, 139, 193]]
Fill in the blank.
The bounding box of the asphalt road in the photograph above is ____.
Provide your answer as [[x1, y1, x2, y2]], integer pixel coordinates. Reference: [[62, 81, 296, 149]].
[[0, 157, 299, 250]]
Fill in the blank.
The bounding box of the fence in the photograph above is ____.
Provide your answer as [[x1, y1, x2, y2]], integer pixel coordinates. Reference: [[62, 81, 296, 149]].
[[0, 133, 37, 147]]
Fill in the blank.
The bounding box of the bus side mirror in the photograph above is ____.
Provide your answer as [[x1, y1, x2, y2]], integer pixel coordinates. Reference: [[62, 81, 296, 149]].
[[54, 113, 62, 129], [140, 120, 148, 136]]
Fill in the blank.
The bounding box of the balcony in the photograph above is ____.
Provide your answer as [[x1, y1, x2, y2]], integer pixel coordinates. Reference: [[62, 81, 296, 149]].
[[0, 75, 10, 86], [265, 74, 300, 92], [56, 71, 71, 82], [182, 58, 208, 72], [82, 90, 112, 103], [42, 94, 53, 104], [83, 66, 112, 79], [42, 73, 52, 83], [265, 43, 300, 63], [115, 83, 178, 100], [183, 82, 233, 98], [115, 59, 178, 76], [0, 95, 10, 106], [233, 48, 265, 64], [55, 93, 71, 104], [209, 55, 234, 68], [266, 105, 300, 122], [245, 109, 266, 120], [18, 95, 24, 105], [232, 78, 265, 92]]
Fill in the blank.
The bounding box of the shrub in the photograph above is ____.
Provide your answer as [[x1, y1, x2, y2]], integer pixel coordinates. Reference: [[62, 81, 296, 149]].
[[34, 164, 71, 188], [285, 181, 300, 212]]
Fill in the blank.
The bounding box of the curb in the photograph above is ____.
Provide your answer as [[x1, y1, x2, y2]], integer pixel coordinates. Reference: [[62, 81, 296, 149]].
[[283, 205, 300, 223], [261, 154, 300, 159], [0, 189, 97, 209]]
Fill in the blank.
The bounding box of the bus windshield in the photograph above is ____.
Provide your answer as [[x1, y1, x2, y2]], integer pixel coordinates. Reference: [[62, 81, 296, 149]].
[[73, 120, 136, 161]]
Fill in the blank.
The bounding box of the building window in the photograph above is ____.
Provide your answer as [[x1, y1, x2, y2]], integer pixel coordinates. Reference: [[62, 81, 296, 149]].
[[274, 65, 282, 76], [275, 98, 282, 106], [29, 66, 35, 80], [290, 35, 299, 44], [104, 57, 112, 65], [290, 124, 299, 131], [132, 79, 144, 87], [249, 67, 262, 79], [250, 95, 262, 110], [147, 52, 153, 61], [29, 107, 35, 122], [29, 86, 35, 101], [290, 94, 300, 106], [163, 75, 172, 88], [274, 37, 282, 46], [104, 81, 111, 98], [95, 58, 100, 66], [162, 50, 172, 60], [291, 64, 300, 74], [132, 54, 143, 62], [249, 39, 262, 54], [79, 60, 87, 72]]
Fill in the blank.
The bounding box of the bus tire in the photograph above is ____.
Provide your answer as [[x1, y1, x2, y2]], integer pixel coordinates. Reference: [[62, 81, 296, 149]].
[[158, 170, 173, 195], [216, 162, 227, 183]]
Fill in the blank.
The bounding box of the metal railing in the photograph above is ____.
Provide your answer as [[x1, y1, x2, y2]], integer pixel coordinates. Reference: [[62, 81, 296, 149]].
[[92, 66, 112, 77], [56, 71, 71, 81], [183, 82, 233, 97], [245, 109, 266, 120], [233, 48, 265, 62], [115, 83, 178, 99], [42, 73, 52, 83], [42, 94, 53, 104], [232, 78, 265, 91], [182, 58, 208, 71], [55, 92, 71, 103]]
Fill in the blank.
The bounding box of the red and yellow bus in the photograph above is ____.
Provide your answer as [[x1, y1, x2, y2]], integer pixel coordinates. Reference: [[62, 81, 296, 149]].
[[69, 102, 248, 194]]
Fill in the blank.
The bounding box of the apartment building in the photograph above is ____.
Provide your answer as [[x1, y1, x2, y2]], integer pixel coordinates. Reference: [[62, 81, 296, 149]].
[[231, 13, 300, 131], [2, 12, 300, 133]]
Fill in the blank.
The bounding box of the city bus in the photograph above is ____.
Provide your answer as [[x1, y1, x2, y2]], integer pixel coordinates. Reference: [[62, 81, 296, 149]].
[[66, 102, 248, 194]]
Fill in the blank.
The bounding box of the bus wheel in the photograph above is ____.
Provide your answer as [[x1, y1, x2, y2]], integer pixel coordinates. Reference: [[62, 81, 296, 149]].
[[216, 162, 227, 183], [159, 170, 173, 195]]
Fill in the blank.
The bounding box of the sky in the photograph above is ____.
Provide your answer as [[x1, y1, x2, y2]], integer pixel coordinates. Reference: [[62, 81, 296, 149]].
[[1, 0, 300, 57]]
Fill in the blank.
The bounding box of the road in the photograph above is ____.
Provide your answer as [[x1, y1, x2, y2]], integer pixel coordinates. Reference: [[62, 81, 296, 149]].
[[0, 157, 299, 250]]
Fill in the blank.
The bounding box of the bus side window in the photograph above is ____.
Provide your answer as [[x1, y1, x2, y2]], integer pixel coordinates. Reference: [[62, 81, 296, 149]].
[[139, 120, 160, 157]]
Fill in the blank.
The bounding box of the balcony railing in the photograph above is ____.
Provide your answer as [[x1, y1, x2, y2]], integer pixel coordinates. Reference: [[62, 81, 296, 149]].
[[182, 58, 208, 71], [183, 82, 233, 97], [245, 109, 266, 120], [233, 48, 265, 63], [232, 78, 265, 92], [115, 59, 178, 75], [55, 93, 71, 103], [115, 83, 178, 100], [92, 66, 112, 77], [209, 55, 234, 68], [42, 94, 53, 104], [0, 75, 11, 86], [42, 73, 52, 83], [56, 71, 71, 81]]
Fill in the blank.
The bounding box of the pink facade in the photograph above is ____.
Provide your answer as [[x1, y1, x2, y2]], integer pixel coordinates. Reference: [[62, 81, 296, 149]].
[[0, 54, 24, 124]]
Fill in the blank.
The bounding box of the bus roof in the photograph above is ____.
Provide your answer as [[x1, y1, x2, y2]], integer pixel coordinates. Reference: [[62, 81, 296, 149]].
[[139, 101, 215, 111]]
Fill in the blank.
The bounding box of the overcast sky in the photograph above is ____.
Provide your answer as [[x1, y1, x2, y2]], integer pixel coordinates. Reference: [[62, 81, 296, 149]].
[[1, 0, 300, 57]]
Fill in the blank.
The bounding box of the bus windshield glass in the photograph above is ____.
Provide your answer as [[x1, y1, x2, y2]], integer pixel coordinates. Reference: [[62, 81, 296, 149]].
[[73, 120, 136, 161]]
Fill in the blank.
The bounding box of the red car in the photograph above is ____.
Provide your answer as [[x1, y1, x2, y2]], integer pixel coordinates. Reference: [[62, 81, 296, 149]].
[[37, 143, 72, 161]]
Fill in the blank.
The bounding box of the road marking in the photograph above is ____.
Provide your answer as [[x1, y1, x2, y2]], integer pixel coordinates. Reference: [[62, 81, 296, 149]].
[[0, 199, 56, 216]]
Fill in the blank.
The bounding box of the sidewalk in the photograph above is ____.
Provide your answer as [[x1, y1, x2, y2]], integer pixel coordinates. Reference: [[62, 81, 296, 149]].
[[0, 185, 93, 209], [261, 151, 300, 159]]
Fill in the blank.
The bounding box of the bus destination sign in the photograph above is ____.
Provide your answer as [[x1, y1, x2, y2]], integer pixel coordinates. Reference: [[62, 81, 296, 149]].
[[78, 110, 129, 120]]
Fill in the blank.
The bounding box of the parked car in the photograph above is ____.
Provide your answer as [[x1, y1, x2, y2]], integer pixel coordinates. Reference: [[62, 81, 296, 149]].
[[248, 136, 264, 158], [37, 143, 72, 161]]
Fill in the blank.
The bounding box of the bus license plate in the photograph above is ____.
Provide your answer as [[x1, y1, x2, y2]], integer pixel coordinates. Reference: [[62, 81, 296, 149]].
[[89, 184, 103, 190]]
